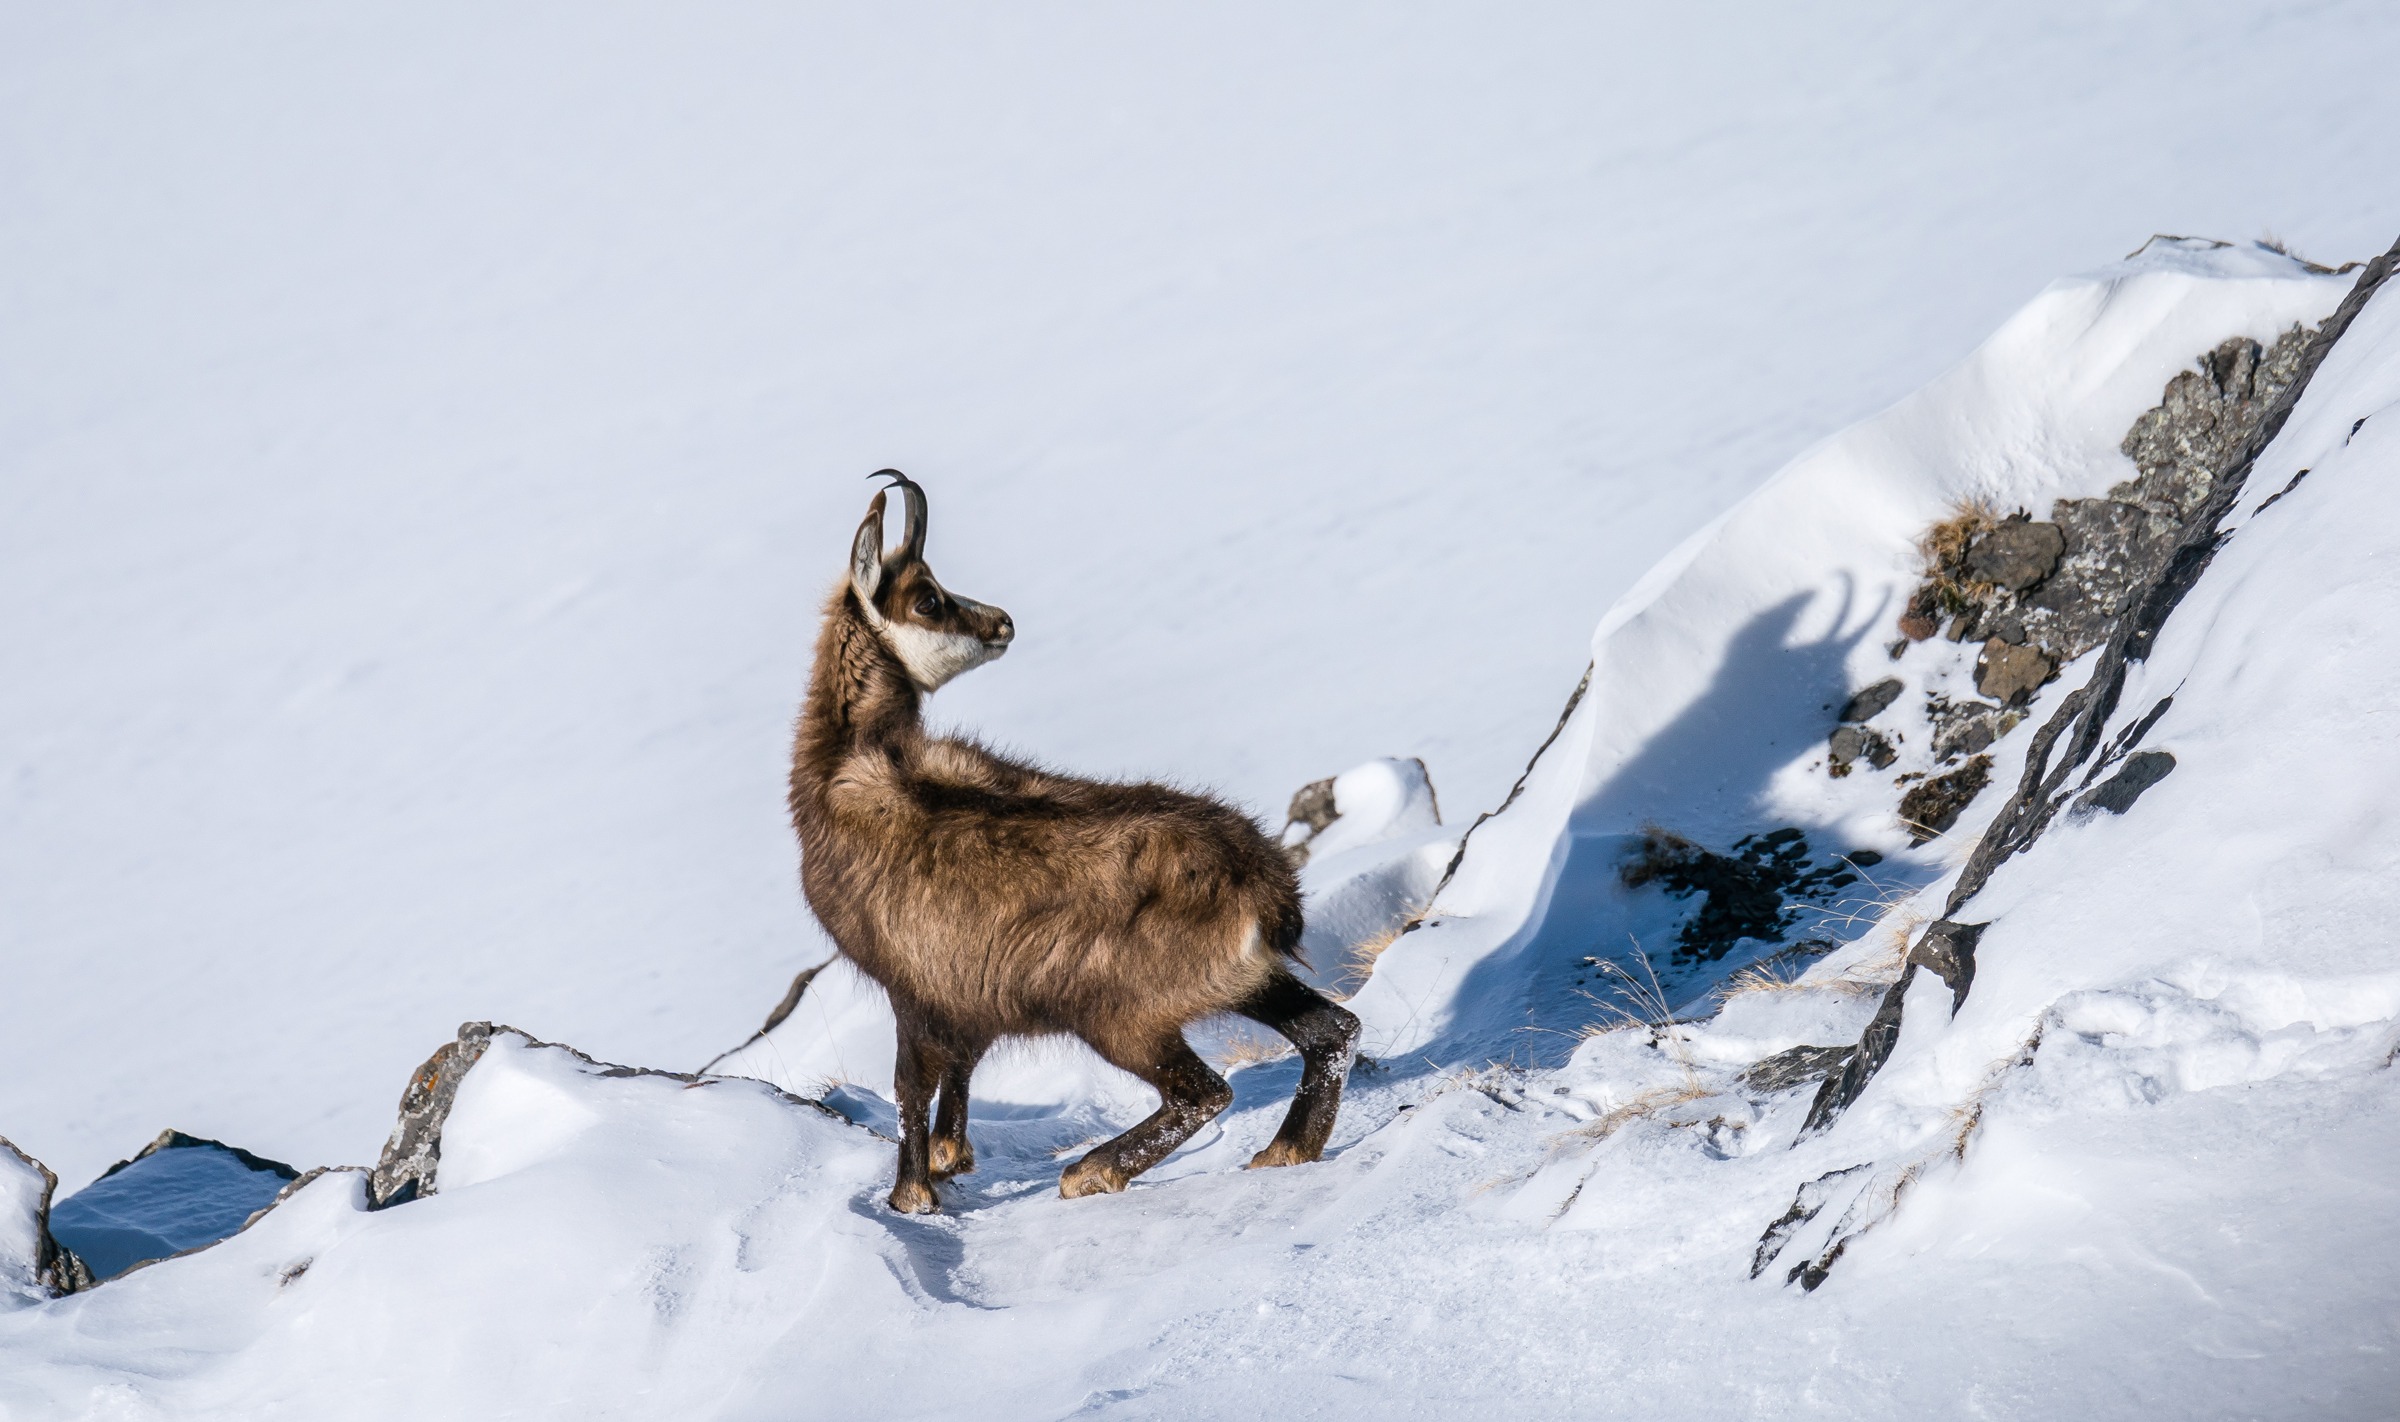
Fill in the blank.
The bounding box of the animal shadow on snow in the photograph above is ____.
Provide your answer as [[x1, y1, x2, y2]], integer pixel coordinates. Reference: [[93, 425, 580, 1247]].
[[1398, 587, 1935, 1074]]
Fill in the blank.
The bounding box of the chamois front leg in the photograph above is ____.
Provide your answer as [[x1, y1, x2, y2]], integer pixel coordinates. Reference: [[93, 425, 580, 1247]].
[[928, 1037, 988, 1180], [1235, 970, 1360, 1169], [1061, 1034, 1233, 1199], [887, 1007, 943, 1214]]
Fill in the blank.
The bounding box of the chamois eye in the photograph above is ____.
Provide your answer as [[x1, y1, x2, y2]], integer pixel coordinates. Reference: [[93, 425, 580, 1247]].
[[913, 593, 942, 618]]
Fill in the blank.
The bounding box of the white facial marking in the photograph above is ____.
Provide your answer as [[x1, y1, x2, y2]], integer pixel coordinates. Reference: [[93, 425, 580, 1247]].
[[881, 620, 1005, 691]]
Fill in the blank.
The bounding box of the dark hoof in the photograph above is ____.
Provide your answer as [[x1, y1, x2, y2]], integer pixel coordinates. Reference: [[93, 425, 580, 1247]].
[[929, 1137, 976, 1180], [1059, 1154, 1128, 1199], [1246, 1139, 1319, 1170], [887, 1179, 941, 1214]]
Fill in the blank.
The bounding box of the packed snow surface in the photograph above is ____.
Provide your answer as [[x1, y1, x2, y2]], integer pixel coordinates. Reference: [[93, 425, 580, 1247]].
[[8, 7, 2400, 1418], [7, 231, 2400, 1417], [8, 3, 2400, 1189]]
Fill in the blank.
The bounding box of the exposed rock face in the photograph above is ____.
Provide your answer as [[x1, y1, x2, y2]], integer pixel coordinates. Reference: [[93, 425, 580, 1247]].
[[1963, 519, 2064, 591], [1902, 326, 2316, 670], [1906, 919, 1986, 1011], [1928, 696, 2019, 761], [1621, 828, 1878, 963], [1738, 1043, 1856, 1093], [1974, 639, 2054, 704], [1838, 678, 1904, 723], [1825, 725, 1895, 776], [1798, 236, 2400, 1168], [369, 1022, 498, 1208], [2074, 749, 2177, 818], [1897, 755, 1992, 844]]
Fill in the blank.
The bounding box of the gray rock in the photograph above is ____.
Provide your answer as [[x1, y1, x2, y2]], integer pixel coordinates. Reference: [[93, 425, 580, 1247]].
[[2074, 750, 2177, 818], [1907, 920, 1986, 1012], [1975, 639, 2054, 705], [1739, 1044, 1857, 1093], [368, 1022, 497, 1208], [1838, 678, 1903, 723], [1826, 724, 1895, 775], [1964, 520, 2064, 591], [1927, 696, 2018, 762]]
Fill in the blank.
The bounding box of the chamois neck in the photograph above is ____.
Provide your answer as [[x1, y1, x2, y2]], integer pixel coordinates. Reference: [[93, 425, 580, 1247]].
[[796, 586, 925, 780]]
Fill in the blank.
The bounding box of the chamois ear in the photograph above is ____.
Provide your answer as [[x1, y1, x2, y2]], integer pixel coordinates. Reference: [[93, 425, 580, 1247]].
[[850, 492, 888, 624]]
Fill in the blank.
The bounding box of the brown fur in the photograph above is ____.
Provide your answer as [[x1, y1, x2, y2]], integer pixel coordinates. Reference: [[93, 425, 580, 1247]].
[[788, 475, 1358, 1212]]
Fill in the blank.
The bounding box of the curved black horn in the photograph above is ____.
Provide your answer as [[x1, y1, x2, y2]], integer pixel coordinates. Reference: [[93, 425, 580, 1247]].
[[871, 469, 927, 562]]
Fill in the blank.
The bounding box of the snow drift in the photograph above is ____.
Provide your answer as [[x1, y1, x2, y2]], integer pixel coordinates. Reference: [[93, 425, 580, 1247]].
[[3, 239, 2397, 1417]]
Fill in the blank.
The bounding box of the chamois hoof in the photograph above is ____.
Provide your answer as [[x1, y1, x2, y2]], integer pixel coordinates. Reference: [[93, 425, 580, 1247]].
[[1058, 1155, 1128, 1199], [928, 1137, 976, 1180], [1246, 1139, 1319, 1170], [886, 1179, 941, 1215]]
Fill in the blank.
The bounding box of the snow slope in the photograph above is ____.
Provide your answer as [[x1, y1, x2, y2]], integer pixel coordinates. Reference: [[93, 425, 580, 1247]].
[[9, 4, 2400, 1192], [6, 237, 2398, 1417]]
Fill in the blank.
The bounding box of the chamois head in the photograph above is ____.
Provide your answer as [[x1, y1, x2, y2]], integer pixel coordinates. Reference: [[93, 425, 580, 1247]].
[[848, 470, 1014, 691]]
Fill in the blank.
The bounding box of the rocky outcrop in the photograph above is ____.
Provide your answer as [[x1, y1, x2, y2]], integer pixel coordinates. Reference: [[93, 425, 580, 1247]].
[[369, 1022, 501, 1208], [1797, 234, 2400, 1150], [1903, 326, 2318, 674], [375, 1022, 848, 1209]]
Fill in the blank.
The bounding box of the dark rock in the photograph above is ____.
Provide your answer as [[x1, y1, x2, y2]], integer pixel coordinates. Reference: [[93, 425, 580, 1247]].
[[2073, 750, 2177, 818], [1800, 965, 1916, 1136], [1975, 639, 2053, 705], [1897, 588, 1940, 642], [1981, 613, 2027, 646], [1898, 755, 1992, 844], [1826, 725, 1895, 776], [1907, 920, 1986, 1012], [1838, 678, 1904, 724], [1928, 696, 2021, 762], [47, 1132, 301, 1282], [1964, 519, 2064, 591], [369, 1022, 497, 1208], [1738, 1044, 1857, 1094], [1620, 828, 1868, 963]]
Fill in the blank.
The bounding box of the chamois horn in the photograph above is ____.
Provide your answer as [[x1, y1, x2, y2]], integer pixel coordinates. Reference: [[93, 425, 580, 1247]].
[[871, 469, 927, 563]]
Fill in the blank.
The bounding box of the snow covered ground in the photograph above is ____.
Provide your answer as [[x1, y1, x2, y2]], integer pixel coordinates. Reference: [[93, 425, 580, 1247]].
[[7, 5, 2400, 1417]]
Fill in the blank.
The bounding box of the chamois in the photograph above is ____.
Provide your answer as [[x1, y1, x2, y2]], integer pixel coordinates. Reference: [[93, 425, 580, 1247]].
[[788, 472, 1360, 1214]]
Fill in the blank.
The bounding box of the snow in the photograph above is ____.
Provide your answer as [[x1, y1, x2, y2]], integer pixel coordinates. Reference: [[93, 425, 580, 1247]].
[[7, 4, 2400, 1417]]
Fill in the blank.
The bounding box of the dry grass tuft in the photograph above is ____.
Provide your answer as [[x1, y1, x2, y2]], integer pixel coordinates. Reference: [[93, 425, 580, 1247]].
[[1213, 1029, 1295, 1070], [1717, 958, 1810, 1000], [1914, 497, 2006, 619], [1342, 922, 1408, 989], [1563, 1082, 1715, 1146]]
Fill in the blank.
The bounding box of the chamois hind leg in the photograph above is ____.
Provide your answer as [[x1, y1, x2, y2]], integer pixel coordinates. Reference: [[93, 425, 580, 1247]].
[[886, 1005, 945, 1214], [1235, 969, 1361, 1169], [928, 1037, 989, 1181], [1059, 1032, 1232, 1199]]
